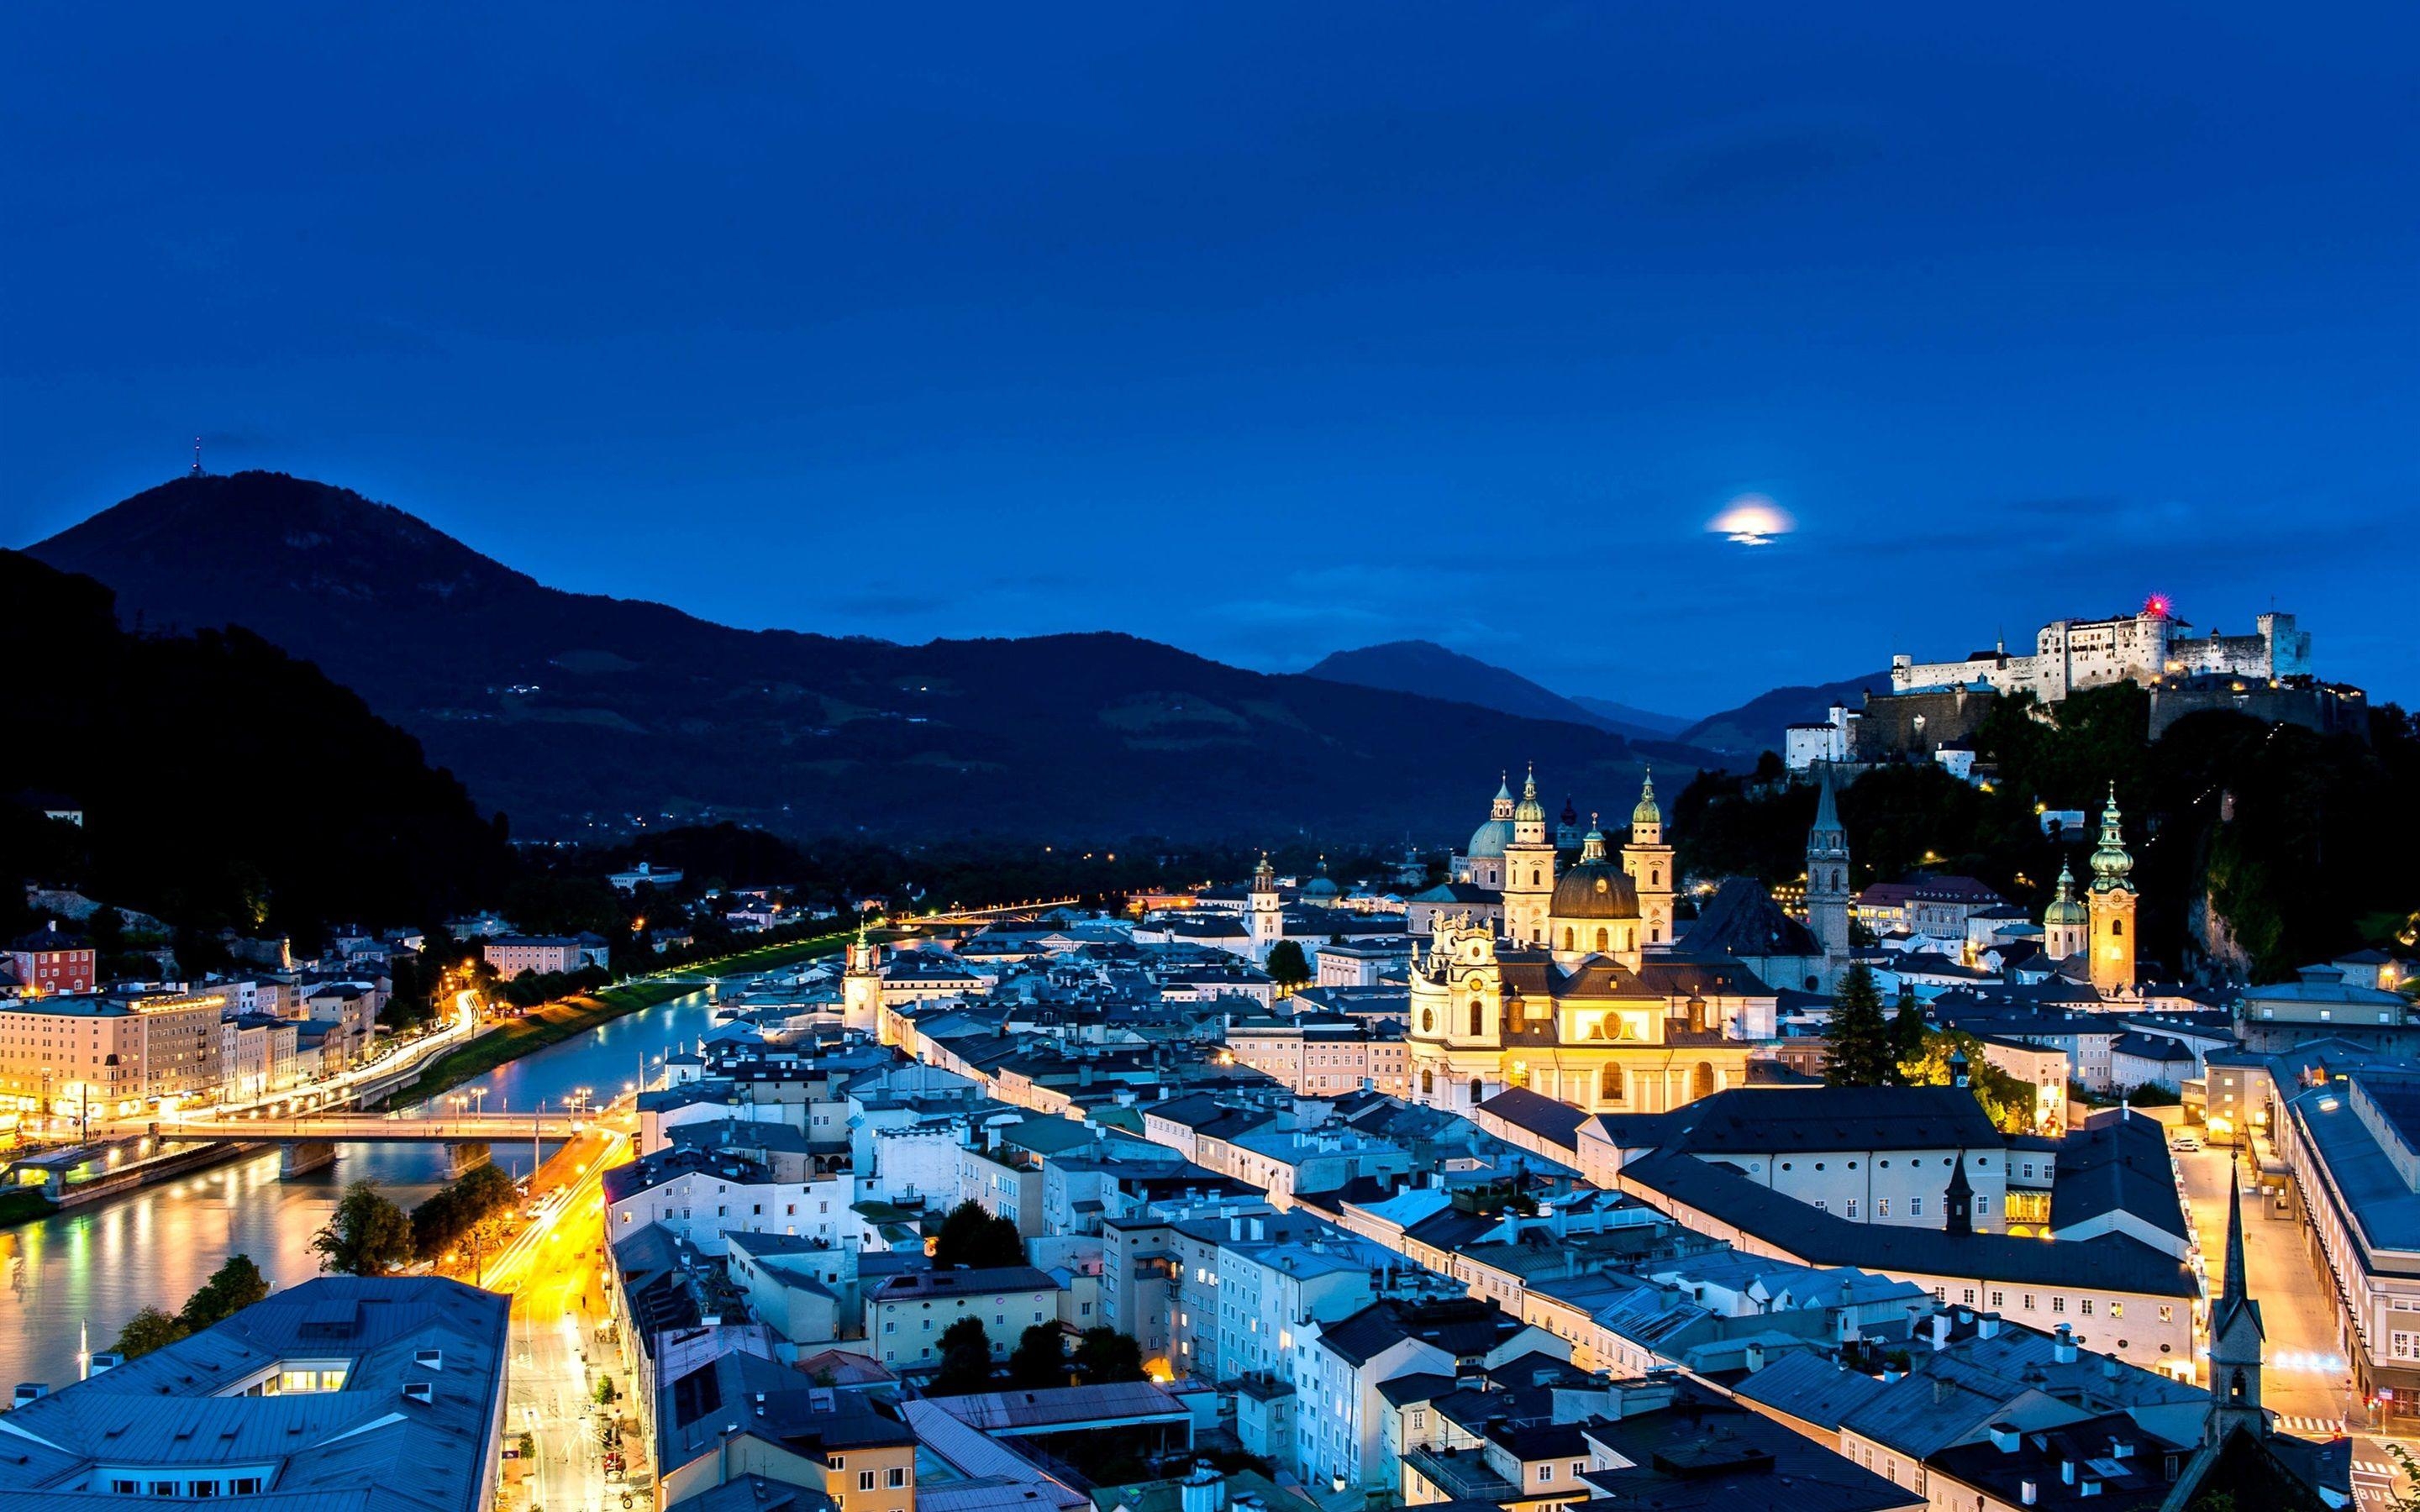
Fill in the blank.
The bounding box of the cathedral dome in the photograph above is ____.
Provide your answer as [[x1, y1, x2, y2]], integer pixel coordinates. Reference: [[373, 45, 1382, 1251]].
[[1303, 859, 1340, 899], [1466, 817, 1513, 859], [1552, 860, 1640, 921]]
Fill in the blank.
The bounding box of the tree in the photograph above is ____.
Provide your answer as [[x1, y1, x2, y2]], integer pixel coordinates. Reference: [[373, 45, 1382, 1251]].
[[1265, 940, 1310, 994], [113, 1306, 189, 1360], [311, 1181, 415, 1275], [179, 1254, 269, 1332], [1899, 1029, 2039, 1132], [1076, 1326, 1146, 1383], [1823, 964, 1894, 1086], [930, 1316, 994, 1395], [934, 1200, 1027, 1269], [1007, 1323, 1067, 1388], [1888, 987, 1928, 1080]]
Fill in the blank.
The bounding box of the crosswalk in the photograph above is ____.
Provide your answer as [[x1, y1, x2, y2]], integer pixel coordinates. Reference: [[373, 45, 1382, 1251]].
[[2355, 1460, 2399, 1480], [2275, 1415, 2346, 1436]]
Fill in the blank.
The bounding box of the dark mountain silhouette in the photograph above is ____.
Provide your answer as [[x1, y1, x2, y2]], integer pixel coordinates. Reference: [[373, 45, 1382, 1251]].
[[1569, 696, 1691, 738], [1304, 640, 1699, 748], [29, 472, 1668, 843], [0, 550, 510, 937], [1678, 670, 1894, 757]]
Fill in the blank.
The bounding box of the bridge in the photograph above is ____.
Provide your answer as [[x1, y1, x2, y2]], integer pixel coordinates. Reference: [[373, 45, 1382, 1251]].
[[166, 1112, 592, 1141], [916, 897, 1084, 926]]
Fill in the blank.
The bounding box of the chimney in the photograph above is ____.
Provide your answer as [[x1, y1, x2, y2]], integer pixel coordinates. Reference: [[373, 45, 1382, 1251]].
[[1930, 1312, 1951, 1352], [1881, 1368, 1903, 1385], [1977, 1312, 2001, 1339], [2053, 1323, 2078, 1364], [2021, 1482, 2038, 1506], [1989, 1424, 2019, 1453]]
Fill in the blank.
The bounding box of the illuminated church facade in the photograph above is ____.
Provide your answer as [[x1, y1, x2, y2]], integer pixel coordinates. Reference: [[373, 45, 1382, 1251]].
[[1410, 769, 1786, 1114]]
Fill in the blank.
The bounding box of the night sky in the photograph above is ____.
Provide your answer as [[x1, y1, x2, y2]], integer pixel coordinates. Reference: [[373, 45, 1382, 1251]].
[[5, 3, 2413, 717]]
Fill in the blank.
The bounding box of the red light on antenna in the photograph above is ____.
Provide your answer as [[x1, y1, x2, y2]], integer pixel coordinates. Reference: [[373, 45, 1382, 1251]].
[[2142, 593, 2173, 620]]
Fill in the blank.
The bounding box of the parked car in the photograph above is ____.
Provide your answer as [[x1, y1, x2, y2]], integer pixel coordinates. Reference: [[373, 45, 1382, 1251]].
[[2170, 1134, 2202, 1152]]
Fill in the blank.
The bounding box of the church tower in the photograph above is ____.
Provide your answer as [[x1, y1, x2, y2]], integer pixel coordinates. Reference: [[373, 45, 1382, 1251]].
[[2207, 1172, 2265, 1443], [843, 919, 882, 1036], [1621, 769, 1676, 948], [2041, 858, 2089, 963], [2086, 783, 2138, 995], [1805, 764, 1854, 982], [1249, 853, 1284, 961], [1501, 768, 1555, 947]]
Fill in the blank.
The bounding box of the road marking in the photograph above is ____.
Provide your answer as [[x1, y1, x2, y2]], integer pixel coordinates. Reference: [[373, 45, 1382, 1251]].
[[2354, 1460, 2398, 1478], [2277, 1415, 2346, 1435]]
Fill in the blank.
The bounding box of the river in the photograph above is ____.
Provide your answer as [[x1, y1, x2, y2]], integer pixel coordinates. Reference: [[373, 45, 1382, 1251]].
[[0, 983, 726, 1389]]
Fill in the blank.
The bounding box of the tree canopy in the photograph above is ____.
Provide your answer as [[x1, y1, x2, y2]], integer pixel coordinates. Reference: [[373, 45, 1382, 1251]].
[[1265, 939, 1310, 991], [1823, 965, 1895, 1087], [311, 1182, 415, 1275], [930, 1316, 995, 1395], [1007, 1323, 1068, 1388], [934, 1200, 1027, 1269]]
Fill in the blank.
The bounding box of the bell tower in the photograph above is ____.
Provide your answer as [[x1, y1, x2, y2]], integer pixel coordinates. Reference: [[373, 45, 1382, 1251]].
[[1805, 764, 1853, 984], [1249, 853, 1285, 961], [2041, 859, 2089, 963], [1501, 768, 1556, 948], [1621, 769, 1675, 948], [2086, 783, 2138, 995], [843, 919, 882, 1035]]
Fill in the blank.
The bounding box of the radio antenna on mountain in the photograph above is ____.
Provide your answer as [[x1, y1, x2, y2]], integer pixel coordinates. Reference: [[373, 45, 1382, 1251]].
[[191, 437, 203, 476]]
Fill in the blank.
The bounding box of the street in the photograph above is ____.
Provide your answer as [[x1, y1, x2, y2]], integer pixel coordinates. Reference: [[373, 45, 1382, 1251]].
[[490, 1123, 642, 1512], [2175, 1143, 2403, 1506]]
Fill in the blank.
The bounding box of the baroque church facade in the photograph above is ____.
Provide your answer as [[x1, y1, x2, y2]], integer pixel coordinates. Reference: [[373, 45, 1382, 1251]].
[[1409, 768, 1854, 1114]]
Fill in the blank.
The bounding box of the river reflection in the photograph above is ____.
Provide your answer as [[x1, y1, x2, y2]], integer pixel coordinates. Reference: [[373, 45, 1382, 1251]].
[[0, 984, 727, 1388]]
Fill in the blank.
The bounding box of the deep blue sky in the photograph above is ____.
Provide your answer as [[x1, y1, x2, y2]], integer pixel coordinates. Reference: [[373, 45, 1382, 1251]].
[[5, 3, 2414, 716]]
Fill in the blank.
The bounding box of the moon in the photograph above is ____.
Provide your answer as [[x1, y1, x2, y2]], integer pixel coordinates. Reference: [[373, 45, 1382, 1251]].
[[1708, 494, 1795, 546]]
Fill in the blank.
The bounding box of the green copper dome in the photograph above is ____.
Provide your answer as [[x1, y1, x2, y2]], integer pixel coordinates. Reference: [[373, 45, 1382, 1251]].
[[1513, 767, 1546, 824], [2043, 859, 2089, 925], [2088, 783, 2136, 894], [1632, 769, 1662, 830]]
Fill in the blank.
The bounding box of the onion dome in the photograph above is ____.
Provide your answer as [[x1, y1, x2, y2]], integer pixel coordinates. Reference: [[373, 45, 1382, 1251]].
[[1632, 769, 1662, 831], [2088, 782, 2136, 894], [1514, 767, 1546, 824], [2042, 860, 2088, 927]]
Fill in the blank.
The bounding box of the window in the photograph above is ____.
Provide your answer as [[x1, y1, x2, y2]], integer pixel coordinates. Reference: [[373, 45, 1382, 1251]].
[[888, 1469, 908, 1489], [1411, 1410, 1426, 1431], [2081, 1299, 2094, 1315], [2052, 1297, 2065, 1314], [1975, 1194, 1990, 1215], [1877, 1200, 1891, 1218], [1572, 1462, 1587, 1480], [2110, 1302, 2124, 1320], [1536, 1467, 1553, 1484], [1911, 1197, 1924, 1216], [2022, 1294, 2036, 1310], [2391, 1331, 2420, 1362], [2160, 1305, 2174, 1323], [1846, 1200, 1859, 1219], [1991, 1291, 2005, 1308], [860, 1473, 877, 1493]]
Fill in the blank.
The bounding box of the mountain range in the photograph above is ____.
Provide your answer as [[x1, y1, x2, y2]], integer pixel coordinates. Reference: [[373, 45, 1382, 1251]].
[[29, 471, 1763, 843], [1302, 641, 1689, 743]]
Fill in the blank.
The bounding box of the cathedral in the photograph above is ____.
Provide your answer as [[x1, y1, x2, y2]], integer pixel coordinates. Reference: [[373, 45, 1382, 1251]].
[[1409, 768, 1849, 1114]]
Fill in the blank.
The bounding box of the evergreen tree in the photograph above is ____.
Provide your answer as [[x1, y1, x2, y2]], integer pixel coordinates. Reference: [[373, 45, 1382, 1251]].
[[311, 1181, 415, 1275], [1265, 940, 1310, 994], [1823, 964, 1894, 1086], [1006, 1323, 1067, 1388], [178, 1254, 269, 1332], [930, 1317, 994, 1395], [1888, 986, 1929, 1080]]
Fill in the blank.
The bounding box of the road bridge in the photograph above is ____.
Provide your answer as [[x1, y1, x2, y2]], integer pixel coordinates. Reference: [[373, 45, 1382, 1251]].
[[164, 1113, 591, 1141], [916, 897, 1084, 925]]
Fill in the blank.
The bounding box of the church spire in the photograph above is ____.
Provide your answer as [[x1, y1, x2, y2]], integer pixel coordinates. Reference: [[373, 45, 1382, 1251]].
[[2206, 1153, 2265, 1443], [2220, 1170, 2253, 1317], [1812, 762, 1843, 832]]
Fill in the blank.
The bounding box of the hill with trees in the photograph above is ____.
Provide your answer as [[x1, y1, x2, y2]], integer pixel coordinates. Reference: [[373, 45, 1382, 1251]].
[[1674, 682, 2420, 982], [29, 472, 1670, 843], [0, 550, 511, 949]]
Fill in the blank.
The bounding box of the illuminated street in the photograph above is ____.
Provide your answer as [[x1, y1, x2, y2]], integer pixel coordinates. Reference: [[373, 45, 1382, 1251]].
[[493, 1119, 639, 1512]]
